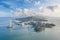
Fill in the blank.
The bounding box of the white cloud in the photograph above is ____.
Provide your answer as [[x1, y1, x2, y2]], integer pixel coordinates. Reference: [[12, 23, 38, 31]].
[[12, 8, 41, 17], [34, 1, 41, 7], [1, 0, 60, 17], [12, 8, 23, 17], [24, 8, 36, 16], [12, 4, 60, 17], [2, 1, 17, 9], [39, 4, 60, 17]]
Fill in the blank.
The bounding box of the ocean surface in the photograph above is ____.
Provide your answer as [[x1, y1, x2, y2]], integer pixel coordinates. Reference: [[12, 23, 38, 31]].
[[0, 17, 60, 40]]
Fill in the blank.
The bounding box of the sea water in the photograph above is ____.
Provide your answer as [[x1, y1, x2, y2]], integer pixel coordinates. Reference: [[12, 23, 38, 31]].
[[0, 17, 60, 40]]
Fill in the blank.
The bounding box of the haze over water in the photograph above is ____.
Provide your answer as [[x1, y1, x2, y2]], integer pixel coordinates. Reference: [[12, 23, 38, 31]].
[[0, 17, 60, 40]]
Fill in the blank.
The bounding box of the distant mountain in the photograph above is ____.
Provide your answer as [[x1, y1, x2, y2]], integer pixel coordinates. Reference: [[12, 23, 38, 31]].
[[15, 16, 48, 22]]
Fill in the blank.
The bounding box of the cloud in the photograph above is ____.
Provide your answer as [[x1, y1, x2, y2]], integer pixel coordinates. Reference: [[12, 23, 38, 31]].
[[12, 8, 23, 17], [1, 0, 60, 17], [13, 4, 60, 17], [34, 1, 41, 7], [12, 8, 36, 17], [2, 1, 16, 9], [47, 4, 60, 12], [24, 8, 36, 16], [39, 4, 60, 17]]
